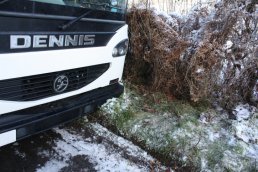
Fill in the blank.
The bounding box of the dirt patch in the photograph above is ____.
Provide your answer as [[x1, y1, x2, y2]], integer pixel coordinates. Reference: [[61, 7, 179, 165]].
[[60, 155, 96, 172], [0, 131, 61, 172]]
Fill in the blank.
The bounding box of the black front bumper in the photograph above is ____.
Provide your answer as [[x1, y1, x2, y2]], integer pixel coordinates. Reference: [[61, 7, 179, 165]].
[[0, 84, 123, 141]]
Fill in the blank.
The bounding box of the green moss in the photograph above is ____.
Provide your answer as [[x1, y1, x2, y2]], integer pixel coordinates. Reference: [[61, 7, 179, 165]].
[[206, 141, 228, 169], [177, 116, 199, 129], [233, 144, 244, 155], [108, 105, 135, 131], [191, 100, 211, 113], [171, 101, 199, 116]]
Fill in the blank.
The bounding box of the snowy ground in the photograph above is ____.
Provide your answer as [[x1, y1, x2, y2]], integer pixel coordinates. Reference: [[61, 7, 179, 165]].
[[0, 118, 164, 172], [0, 92, 256, 172], [100, 88, 258, 171]]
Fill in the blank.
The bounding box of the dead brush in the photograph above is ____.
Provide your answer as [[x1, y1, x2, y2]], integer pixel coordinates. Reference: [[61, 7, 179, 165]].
[[126, 7, 190, 98], [125, 0, 257, 109]]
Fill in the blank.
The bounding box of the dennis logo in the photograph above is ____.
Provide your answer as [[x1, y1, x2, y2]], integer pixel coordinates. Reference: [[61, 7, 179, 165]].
[[53, 75, 69, 93], [10, 34, 95, 49]]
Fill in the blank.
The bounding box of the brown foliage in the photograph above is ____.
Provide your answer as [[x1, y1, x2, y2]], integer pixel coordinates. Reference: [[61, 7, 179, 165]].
[[125, 0, 258, 108], [126, 8, 190, 98]]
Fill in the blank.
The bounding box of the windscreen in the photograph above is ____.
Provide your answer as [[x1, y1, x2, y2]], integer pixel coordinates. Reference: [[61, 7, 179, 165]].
[[31, 0, 127, 13]]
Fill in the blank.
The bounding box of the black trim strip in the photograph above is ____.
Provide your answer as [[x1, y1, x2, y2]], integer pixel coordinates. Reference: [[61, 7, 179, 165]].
[[0, 11, 126, 24]]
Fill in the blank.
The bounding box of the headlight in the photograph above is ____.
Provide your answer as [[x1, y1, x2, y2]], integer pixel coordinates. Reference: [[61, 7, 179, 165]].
[[118, 47, 125, 55], [112, 39, 128, 57], [112, 48, 118, 57]]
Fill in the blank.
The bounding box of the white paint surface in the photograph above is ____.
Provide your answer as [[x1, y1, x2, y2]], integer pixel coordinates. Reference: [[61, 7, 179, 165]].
[[0, 130, 16, 147]]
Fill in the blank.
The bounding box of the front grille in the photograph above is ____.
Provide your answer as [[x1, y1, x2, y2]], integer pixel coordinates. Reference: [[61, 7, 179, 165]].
[[0, 63, 110, 101]]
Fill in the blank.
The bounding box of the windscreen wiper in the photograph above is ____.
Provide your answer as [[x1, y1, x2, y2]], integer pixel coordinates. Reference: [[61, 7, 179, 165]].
[[81, 2, 123, 11], [0, 0, 9, 4], [59, 10, 92, 30], [59, 3, 123, 30]]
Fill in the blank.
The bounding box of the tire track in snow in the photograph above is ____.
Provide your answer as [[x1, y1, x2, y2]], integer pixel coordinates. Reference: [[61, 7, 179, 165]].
[[37, 123, 162, 172]]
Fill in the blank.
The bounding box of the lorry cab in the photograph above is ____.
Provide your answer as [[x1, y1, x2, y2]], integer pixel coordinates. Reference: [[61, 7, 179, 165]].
[[0, 0, 128, 147]]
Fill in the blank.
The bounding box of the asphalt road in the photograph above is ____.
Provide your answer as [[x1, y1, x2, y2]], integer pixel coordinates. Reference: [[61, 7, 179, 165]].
[[0, 117, 162, 172]]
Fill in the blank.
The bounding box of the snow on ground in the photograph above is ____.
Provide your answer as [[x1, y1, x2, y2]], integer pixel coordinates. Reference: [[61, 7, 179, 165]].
[[101, 89, 258, 171], [37, 122, 162, 172], [91, 123, 154, 163], [231, 105, 258, 158], [198, 104, 258, 171]]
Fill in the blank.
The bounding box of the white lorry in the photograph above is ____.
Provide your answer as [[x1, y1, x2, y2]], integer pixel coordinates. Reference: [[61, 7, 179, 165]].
[[0, 0, 128, 147]]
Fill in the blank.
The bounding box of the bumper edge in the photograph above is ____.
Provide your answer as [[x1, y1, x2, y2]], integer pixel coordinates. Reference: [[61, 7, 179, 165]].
[[0, 83, 123, 145]]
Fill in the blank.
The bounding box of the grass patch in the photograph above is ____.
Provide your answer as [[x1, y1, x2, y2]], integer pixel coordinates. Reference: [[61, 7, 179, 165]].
[[113, 109, 134, 130], [98, 85, 208, 168], [95, 85, 257, 171], [139, 91, 209, 117], [206, 141, 228, 169]]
